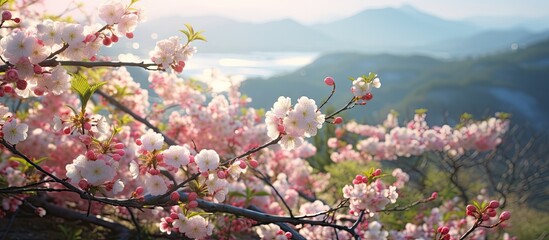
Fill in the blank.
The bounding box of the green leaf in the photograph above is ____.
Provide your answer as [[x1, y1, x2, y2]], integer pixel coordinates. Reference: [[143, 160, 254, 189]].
[[179, 29, 190, 40], [70, 73, 105, 113], [184, 23, 195, 35], [71, 73, 89, 98], [228, 191, 246, 198], [415, 108, 428, 115], [253, 191, 270, 197]]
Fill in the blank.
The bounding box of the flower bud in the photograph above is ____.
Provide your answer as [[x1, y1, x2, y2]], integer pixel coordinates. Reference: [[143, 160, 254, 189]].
[[102, 37, 112, 46], [16, 79, 27, 90], [324, 76, 335, 86], [170, 191, 180, 202], [217, 170, 226, 179], [5, 68, 19, 82], [333, 116, 343, 124], [499, 211, 511, 221], [440, 226, 449, 235], [135, 186, 144, 195], [78, 179, 89, 190], [249, 159, 259, 168], [187, 200, 198, 209], [33, 64, 42, 74], [488, 200, 500, 209], [466, 204, 477, 212], [285, 232, 293, 239], [111, 34, 119, 43], [2, 11, 12, 21], [188, 191, 198, 201], [373, 168, 382, 176]]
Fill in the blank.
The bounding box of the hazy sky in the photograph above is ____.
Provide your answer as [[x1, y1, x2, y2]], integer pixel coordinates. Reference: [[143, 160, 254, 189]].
[[45, 0, 549, 24]]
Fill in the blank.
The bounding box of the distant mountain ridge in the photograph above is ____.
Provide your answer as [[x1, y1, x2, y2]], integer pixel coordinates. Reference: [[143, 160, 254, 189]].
[[241, 38, 549, 129], [124, 6, 549, 58]]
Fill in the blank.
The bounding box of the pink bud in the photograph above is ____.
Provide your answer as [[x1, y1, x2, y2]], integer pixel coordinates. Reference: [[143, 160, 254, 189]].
[[352, 179, 361, 185], [189, 155, 195, 163], [466, 204, 477, 212], [429, 191, 438, 200], [85, 150, 97, 160], [13, 17, 20, 23], [188, 192, 198, 201], [135, 139, 142, 145], [164, 217, 173, 223], [78, 179, 89, 189], [16, 79, 27, 90], [324, 76, 335, 86], [2, 11, 12, 21], [5, 68, 19, 82], [466, 210, 476, 217], [499, 211, 511, 221], [114, 142, 125, 149], [437, 226, 443, 233], [217, 170, 226, 179], [170, 191, 180, 202], [155, 154, 164, 161], [115, 149, 125, 156], [373, 169, 382, 176], [170, 212, 179, 219], [239, 160, 247, 169], [487, 208, 497, 217], [187, 200, 198, 209], [111, 34, 119, 43], [102, 37, 112, 46], [135, 186, 144, 195], [285, 232, 292, 239], [84, 34, 96, 43], [488, 200, 500, 209], [442, 234, 450, 240], [33, 88, 45, 96], [63, 127, 72, 135], [126, 32, 134, 39], [249, 159, 259, 168], [112, 154, 122, 161], [148, 168, 159, 175], [482, 214, 490, 221], [3, 85, 13, 93], [440, 226, 449, 235], [83, 122, 92, 130], [364, 92, 373, 101], [33, 64, 42, 74], [333, 117, 343, 124], [276, 230, 284, 235]]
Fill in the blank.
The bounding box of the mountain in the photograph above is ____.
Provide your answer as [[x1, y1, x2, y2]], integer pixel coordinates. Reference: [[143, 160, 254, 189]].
[[241, 38, 549, 128], [107, 7, 549, 59], [131, 16, 341, 54], [312, 5, 479, 49]]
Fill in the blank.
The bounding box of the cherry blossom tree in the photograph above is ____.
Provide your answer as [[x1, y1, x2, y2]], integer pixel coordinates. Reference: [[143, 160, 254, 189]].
[[0, 1, 515, 239]]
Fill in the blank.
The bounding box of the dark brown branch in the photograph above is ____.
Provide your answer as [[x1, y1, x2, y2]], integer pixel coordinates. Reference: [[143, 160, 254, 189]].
[[0, 59, 159, 72], [28, 197, 132, 240]]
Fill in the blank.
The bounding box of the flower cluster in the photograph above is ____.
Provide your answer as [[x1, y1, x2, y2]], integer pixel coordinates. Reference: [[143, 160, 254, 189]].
[[331, 111, 509, 162], [150, 36, 196, 72], [342, 169, 399, 217], [265, 96, 325, 150]]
